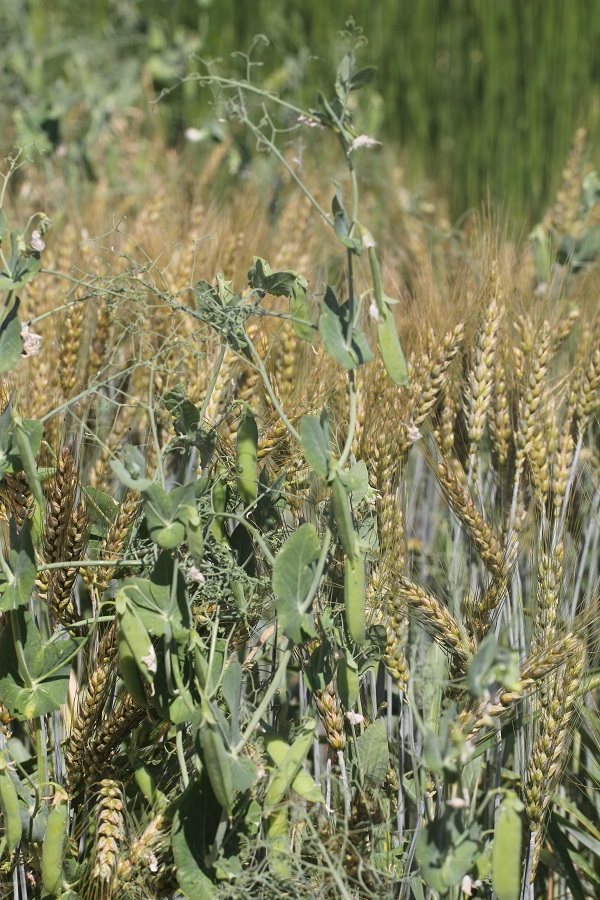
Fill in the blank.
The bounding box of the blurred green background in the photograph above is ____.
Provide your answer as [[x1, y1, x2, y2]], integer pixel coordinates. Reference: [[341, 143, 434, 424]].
[[2, 0, 600, 224]]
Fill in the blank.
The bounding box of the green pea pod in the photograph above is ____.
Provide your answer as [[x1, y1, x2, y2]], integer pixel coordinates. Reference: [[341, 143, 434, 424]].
[[0, 756, 22, 855], [211, 470, 228, 543], [236, 411, 259, 505], [331, 474, 359, 560], [367, 243, 408, 387], [344, 550, 366, 645], [492, 791, 524, 900], [41, 794, 68, 896], [117, 629, 149, 707], [264, 720, 316, 815], [116, 593, 156, 688], [336, 651, 360, 709], [201, 723, 234, 815], [13, 415, 45, 509], [267, 804, 292, 879], [134, 761, 166, 810], [377, 304, 408, 387]]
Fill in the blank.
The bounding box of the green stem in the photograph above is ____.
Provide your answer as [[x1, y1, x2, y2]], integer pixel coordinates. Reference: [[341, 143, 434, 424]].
[[176, 726, 189, 788], [198, 343, 226, 424], [233, 646, 292, 755]]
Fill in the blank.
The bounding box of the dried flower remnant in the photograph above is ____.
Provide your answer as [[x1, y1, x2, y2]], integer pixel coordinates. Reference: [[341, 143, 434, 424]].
[[348, 134, 382, 153], [30, 230, 45, 252], [20, 322, 42, 357]]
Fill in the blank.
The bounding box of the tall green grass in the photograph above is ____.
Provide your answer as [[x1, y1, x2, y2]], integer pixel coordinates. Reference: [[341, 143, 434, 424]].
[[2, 0, 600, 223]]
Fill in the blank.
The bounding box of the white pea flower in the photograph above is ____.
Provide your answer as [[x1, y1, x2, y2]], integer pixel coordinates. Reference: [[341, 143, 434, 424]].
[[369, 300, 381, 323], [297, 114, 322, 129], [188, 565, 205, 584], [345, 711, 364, 726], [349, 134, 382, 153], [20, 322, 42, 358], [403, 422, 422, 443], [30, 230, 45, 252]]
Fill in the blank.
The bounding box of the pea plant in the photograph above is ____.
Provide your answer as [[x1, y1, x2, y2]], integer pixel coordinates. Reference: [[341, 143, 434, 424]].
[[1, 20, 596, 900]]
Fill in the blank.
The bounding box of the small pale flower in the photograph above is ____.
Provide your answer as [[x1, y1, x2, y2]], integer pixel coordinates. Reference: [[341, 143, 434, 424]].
[[30, 230, 45, 252], [188, 565, 205, 584], [20, 322, 42, 358], [404, 422, 422, 443], [297, 114, 322, 129], [369, 300, 381, 323], [361, 230, 376, 250], [185, 127, 204, 143], [349, 134, 382, 153], [461, 875, 473, 897], [345, 711, 364, 726], [141, 646, 157, 676]]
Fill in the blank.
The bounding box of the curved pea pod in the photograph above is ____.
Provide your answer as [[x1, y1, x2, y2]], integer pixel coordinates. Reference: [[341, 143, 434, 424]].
[[211, 470, 228, 543], [366, 242, 408, 388], [134, 761, 166, 810], [492, 790, 524, 900], [377, 303, 408, 387], [331, 474, 359, 560], [264, 720, 317, 816], [336, 650, 360, 709], [236, 410, 259, 505], [344, 550, 366, 645], [116, 593, 156, 693], [117, 630, 148, 708], [267, 804, 291, 879], [41, 792, 68, 896], [200, 723, 234, 815], [0, 756, 22, 855]]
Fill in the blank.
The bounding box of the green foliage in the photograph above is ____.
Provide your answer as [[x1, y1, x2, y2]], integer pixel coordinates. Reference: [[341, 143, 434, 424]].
[[0, 25, 598, 900]]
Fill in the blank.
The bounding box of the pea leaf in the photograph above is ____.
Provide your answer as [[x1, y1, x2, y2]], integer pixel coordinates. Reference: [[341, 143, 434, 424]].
[[117, 551, 190, 642], [318, 287, 373, 370], [142, 481, 196, 549], [272, 523, 320, 643], [356, 720, 389, 788], [172, 780, 219, 899], [0, 609, 81, 719], [300, 415, 331, 479], [0, 521, 36, 611], [0, 308, 23, 375]]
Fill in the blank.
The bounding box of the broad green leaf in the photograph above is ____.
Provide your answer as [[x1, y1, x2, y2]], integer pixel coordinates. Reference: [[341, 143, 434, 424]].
[[172, 781, 218, 899], [416, 812, 482, 895], [143, 481, 196, 549], [289, 283, 313, 342], [356, 720, 389, 788], [0, 311, 23, 375], [300, 415, 331, 478], [318, 287, 373, 370], [0, 522, 36, 611], [264, 719, 318, 814], [117, 551, 190, 642], [0, 609, 81, 719], [263, 725, 323, 804], [13, 415, 44, 508], [350, 66, 377, 91], [304, 640, 333, 693], [111, 445, 153, 491], [272, 523, 320, 643], [163, 384, 200, 437], [0, 233, 41, 291], [377, 302, 408, 386]]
